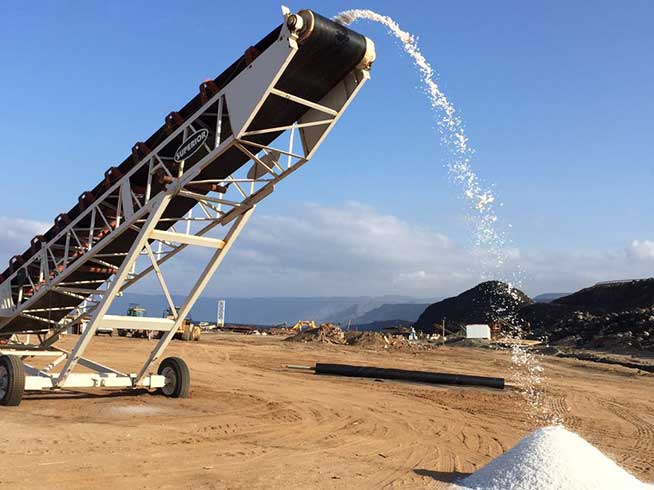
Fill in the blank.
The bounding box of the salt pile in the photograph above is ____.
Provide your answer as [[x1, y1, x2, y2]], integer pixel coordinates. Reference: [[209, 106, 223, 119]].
[[460, 425, 652, 490]]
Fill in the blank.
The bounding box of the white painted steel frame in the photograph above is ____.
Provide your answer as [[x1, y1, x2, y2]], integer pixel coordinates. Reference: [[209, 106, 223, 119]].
[[0, 10, 371, 393]]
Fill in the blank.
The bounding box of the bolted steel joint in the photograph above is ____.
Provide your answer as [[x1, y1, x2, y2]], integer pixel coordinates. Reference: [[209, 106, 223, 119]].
[[286, 13, 304, 33]]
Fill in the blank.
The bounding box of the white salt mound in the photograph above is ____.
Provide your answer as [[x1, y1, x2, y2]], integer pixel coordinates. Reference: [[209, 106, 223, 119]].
[[460, 425, 653, 490]]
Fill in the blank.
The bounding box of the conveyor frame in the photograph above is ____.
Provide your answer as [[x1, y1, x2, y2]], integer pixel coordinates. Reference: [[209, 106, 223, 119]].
[[0, 8, 372, 403]]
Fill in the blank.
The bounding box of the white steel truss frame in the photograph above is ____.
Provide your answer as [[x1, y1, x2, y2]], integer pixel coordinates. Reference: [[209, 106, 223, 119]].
[[0, 10, 372, 394]]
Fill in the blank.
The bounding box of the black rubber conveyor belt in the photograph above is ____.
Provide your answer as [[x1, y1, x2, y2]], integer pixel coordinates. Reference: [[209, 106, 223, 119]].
[[314, 363, 505, 390]]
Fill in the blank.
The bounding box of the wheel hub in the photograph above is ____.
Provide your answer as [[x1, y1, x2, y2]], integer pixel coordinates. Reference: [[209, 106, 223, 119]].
[[161, 366, 177, 396]]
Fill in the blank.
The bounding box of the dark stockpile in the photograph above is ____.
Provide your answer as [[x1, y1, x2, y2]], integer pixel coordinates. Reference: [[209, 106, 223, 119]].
[[519, 279, 654, 352], [518, 302, 577, 332], [414, 281, 532, 334], [533, 308, 654, 352], [552, 279, 654, 311], [413, 278, 654, 353]]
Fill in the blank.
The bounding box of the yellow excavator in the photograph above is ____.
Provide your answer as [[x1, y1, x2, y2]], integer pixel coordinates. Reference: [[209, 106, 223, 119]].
[[164, 307, 201, 342], [290, 320, 316, 332]]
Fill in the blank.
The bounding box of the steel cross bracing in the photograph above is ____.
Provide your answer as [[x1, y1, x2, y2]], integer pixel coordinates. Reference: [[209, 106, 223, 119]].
[[0, 15, 371, 391]]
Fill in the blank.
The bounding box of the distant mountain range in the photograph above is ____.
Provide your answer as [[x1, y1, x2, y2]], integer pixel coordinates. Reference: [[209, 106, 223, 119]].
[[351, 319, 415, 331], [349, 303, 430, 325], [110, 293, 433, 326], [533, 293, 571, 303], [105, 280, 654, 341]]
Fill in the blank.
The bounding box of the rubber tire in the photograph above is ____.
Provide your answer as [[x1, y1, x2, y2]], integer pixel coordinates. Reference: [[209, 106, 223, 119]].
[[157, 357, 190, 398], [118, 330, 127, 337], [0, 355, 25, 406]]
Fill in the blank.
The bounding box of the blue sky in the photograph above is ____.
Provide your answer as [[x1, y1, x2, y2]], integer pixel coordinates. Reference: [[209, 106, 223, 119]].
[[0, 1, 652, 298]]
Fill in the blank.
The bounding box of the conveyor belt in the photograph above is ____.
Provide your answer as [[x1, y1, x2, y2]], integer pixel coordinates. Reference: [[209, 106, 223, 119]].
[[0, 10, 369, 334]]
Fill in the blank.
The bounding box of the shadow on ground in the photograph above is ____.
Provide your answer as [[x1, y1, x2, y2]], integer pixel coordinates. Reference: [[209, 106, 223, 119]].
[[23, 388, 152, 401], [414, 468, 471, 483]]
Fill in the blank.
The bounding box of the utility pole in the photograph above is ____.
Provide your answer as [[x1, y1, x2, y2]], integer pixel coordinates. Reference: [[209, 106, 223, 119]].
[[442, 318, 446, 345]]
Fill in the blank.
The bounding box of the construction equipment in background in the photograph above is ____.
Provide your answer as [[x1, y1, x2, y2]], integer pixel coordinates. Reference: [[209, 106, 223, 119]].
[[0, 7, 374, 406], [117, 303, 153, 339], [95, 321, 114, 336], [164, 307, 201, 342], [290, 320, 316, 332]]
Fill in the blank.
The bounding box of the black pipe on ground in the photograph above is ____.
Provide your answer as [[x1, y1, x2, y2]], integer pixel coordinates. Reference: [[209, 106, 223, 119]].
[[314, 363, 505, 390]]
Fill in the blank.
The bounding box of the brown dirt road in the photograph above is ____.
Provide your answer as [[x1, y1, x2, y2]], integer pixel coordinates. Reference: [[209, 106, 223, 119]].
[[1, 334, 652, 489]]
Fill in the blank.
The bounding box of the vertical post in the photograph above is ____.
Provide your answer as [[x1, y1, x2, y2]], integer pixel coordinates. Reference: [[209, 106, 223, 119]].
[[63, 232, 71, 268], [215, 96, 224, 148], [185, 209, 192, 235], [88, 208, 96, 252], [217, 299, 226, 328], [40, 246, 49, 286], [442, 318, 446, 345], [145, 159, 153, 203], [287, 123, 295, 168], [135, 206, 255, 383], [55, 194, 172, 386]]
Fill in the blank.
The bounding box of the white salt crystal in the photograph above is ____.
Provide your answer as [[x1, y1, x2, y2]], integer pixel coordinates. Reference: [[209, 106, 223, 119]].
[[460, 426, 652, 490]]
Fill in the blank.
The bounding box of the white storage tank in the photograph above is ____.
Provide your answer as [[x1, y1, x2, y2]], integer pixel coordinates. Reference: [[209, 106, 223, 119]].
[[465, 324, 491, 340]]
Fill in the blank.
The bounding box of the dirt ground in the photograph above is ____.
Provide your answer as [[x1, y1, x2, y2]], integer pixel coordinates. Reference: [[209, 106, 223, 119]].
[[1, 333, 653, 489]]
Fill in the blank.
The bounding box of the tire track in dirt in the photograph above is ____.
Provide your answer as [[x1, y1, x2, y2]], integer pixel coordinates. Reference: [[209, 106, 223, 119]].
[[545, 391, 584, 429], [605, 401, 654, 451], [602, 400, 654, 476], [370, 443, 429, 489], [6, 334, 654, 488]]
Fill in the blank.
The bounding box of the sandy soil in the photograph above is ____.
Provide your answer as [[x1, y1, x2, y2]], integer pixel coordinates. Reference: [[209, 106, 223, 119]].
[[1, 333, 653, 489]]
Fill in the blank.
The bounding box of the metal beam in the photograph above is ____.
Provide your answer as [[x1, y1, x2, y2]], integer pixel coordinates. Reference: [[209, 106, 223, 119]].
[[55, 194, 172, 386], [149, 230, 226, 249], [97, 315, 175, 332], [135, 206, 255, 383]]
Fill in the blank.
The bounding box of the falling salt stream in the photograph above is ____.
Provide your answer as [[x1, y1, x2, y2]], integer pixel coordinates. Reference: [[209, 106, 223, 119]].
[[333, 10, 654, 489], [334, 7, 554, 425]]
